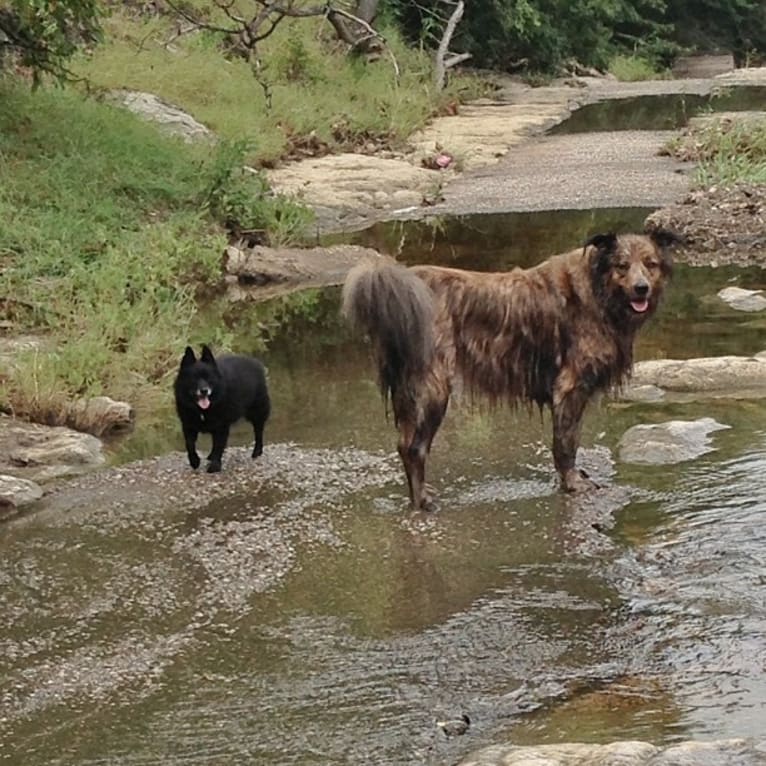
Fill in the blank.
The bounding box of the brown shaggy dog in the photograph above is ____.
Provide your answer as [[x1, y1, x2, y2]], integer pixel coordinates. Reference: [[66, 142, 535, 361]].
[[342, 231, 675, 510]]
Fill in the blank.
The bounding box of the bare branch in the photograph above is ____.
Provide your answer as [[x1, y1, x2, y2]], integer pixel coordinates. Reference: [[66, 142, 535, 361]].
[[434, 0, 465, 90], [214, 0, 247, 27], [163, 0, 237, 35], [444, 51, 471, 69], [156, 0, 398, 82], [250, 56, 273, 110]]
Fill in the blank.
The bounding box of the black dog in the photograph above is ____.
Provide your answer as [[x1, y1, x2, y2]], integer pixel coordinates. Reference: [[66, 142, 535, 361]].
[[174, 345, 271, 472]]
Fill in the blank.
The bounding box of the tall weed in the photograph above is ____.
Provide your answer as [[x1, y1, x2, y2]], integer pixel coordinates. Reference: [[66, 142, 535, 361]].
[[665, 117, 766, 185], [608, 54, 668, 82]]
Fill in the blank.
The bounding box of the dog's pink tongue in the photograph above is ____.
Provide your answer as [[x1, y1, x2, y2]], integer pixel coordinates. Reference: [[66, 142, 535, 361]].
[[198, 396, 211, 410], [631, 299, 649, 313]]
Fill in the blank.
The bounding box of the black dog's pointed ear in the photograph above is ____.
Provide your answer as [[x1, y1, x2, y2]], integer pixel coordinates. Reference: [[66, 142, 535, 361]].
[[200, 345, 217, 366], [583, 232, 618, 257], [181, 346, 196, 367]]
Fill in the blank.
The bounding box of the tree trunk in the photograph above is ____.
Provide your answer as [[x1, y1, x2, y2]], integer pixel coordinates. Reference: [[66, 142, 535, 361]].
[[327, 0, 382, 55], [354, 0, 379, 24], [434, 0, 468, 90]]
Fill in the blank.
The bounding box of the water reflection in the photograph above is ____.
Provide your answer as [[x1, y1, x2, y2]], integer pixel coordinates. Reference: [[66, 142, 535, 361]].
[[323, 208, 654, 270], [548, 86, 766, 134]]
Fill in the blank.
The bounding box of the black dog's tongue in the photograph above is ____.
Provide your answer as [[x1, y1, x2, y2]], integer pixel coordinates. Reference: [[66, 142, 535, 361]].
[[197, 396, 211, 410]]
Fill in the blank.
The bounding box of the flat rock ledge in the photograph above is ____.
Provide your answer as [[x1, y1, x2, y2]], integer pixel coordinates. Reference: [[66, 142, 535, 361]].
[[622, 353, 766, 401], [223, 243, 382, 300], [459, 738, 766, 766], [0, 415, 105, 486]]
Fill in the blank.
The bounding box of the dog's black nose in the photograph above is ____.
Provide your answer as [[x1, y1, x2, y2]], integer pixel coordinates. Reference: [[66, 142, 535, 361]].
[[633, 281, 649, 296]]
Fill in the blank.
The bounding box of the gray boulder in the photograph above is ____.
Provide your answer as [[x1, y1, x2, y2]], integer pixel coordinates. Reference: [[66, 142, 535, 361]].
[[110, 90, 214, 143], [623, 354, 766, 400], [717, 286, 766, 312], [0, 474, 43, 520], [0, 416, 105, 483], [67, 396, 135, 437], [223, 244, 383, 300], [618, 417, 730, 465]]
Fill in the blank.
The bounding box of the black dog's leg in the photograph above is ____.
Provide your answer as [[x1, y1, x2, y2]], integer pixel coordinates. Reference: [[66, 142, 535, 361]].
[[252, 419, 265, 458], [249, 399, 270, 459], [551, 380, 599, 493], [207, 426, 230, 473], [183, 424, 200, 469]]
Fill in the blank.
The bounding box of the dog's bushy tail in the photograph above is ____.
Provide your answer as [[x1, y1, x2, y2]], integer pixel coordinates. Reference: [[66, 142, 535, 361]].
[[342, 257, 435, 408]]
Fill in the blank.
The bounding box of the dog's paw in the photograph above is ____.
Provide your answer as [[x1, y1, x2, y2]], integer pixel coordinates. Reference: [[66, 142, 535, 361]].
[[206, 461, 222, 473], [251, 446, 263, 459], [562, 469, 600, 493], [420, 496, 440, 512], [189, 453, 201, 470], [415, 486, 439, 512]]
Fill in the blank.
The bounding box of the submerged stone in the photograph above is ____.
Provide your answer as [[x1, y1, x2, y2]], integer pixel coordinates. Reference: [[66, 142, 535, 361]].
[[618, 417, 730, 465], [625, 354, 766, 398], [717, 286, 766, 312]]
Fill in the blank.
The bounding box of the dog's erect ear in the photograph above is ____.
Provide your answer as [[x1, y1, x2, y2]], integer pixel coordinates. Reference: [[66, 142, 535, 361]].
[[585, 232, 617, 275], [646, 226, 682, 278], [181, 346, 196, 368], [200, 345, 217, 367], [583, 232, 618, 256], [648, 227, 683, 251]]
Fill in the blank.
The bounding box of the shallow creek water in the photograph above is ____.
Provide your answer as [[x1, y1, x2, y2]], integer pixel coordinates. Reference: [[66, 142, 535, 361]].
[[548, 85, 766, 134], [5, 85, 765, 766], [4, 206, 766, 764]]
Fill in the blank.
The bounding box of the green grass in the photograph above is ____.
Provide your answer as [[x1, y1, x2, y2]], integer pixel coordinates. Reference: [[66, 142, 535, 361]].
[[1, 11, 484, 430], [695, 120, 766, 186], [0, 81, 308, 425], [74, 10, 481, 165], [608, 54, 668, 82], [665, 116, 766, 185]]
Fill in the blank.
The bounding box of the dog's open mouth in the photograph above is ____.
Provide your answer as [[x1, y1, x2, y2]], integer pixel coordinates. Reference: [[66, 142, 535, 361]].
[[630, 298, 650, 313], [197, 396, 211, 410]]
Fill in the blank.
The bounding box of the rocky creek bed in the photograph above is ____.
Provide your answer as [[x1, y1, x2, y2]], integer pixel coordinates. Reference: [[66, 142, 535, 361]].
[[4, 60, 766, 766]]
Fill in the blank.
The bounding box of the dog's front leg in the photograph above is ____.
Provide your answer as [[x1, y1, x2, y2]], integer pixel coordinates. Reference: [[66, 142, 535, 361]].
[[551, 381, 599, 493], [183, 424, 200, 469], [207, 427, 230, 473]]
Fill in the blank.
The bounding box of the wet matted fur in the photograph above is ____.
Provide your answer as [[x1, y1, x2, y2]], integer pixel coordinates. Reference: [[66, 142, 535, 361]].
[[342, 232, 675, 510]]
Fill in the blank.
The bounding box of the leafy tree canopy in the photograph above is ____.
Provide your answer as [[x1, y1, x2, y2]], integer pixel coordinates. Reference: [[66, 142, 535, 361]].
[[0, 0, 103, 83], [384, 0, 766, 73]]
